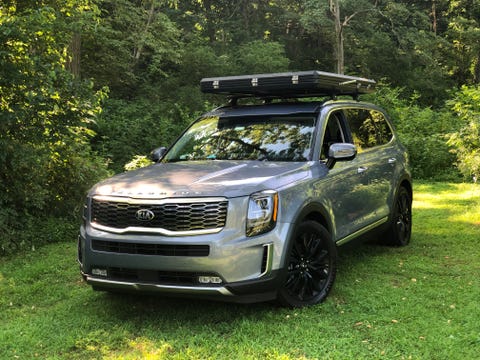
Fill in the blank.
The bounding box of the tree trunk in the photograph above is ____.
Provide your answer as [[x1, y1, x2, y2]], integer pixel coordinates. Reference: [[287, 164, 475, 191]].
[[134, 0, 156, 61], [330, 0, 344, 74], [431, 0, 437, 35], [474, 53, 480, 84], [67, 32, 81, 78]]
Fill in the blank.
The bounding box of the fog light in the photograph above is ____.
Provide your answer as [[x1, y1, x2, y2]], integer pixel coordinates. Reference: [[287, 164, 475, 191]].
[[198, 276, 222, 284], [92, 268, 107, 277]]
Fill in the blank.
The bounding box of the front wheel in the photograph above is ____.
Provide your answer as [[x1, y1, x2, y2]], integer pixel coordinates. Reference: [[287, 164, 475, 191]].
[[278, 221, 337, 307]]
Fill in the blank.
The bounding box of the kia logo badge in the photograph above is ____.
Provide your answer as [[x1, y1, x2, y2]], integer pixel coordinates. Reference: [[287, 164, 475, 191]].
[[135, 209, 155, 221]]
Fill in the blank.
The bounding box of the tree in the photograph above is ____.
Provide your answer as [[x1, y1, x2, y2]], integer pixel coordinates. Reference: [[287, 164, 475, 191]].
[[444, 0, 480, 85], [80, 0, 181, 98], [299, 0, 379, 74], [328, 0, 378, 74]]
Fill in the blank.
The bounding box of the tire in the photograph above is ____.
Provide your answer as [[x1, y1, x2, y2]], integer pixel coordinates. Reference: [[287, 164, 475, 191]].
[[385, 186, 412, 246], [278, 221, 337, 307]]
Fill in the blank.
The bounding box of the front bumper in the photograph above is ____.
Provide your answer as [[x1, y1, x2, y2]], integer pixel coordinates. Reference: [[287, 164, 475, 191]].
[[78, 213, 291, 303], [81, 269, 283, 303]]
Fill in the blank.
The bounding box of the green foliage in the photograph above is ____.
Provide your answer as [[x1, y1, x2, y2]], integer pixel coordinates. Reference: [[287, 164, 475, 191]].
[[444, 1, 480, 85], [349, 1, 452, 105], [447, 85, 480, 180], [370, 86, 461, 180], [80, 0, 181, 98], [124, 155, 154, 171], [235, 40, 290, 74], [93, 98, 194, 172], [0, 2, 110, 253], [0, 215, 78, 256]]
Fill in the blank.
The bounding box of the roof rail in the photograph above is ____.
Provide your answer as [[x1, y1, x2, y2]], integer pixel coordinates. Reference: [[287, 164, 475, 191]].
[[200, 71, 375, 102]]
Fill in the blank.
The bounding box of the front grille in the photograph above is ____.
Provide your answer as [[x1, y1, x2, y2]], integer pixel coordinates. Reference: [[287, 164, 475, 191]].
[[91, 198, 228, 233], [104, 267, 219, 286], [92, 240, 209, 257]]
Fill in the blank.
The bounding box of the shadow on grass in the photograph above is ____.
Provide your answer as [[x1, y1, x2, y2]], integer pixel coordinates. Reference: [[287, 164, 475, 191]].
[[86, 286, 277, 331]]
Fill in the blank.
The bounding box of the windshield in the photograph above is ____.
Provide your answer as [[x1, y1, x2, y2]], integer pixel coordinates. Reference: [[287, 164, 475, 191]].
[[164, 115, 317, 162]]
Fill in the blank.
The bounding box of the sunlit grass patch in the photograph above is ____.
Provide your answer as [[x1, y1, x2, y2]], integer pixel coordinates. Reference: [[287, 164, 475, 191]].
[[414, 182, 480, 237]]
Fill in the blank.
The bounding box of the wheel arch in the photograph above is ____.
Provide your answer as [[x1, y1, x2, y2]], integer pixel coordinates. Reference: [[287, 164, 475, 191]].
[[292, 201, 333, 235], [399, 178, 412, 198], [279, 201, 334, 268]]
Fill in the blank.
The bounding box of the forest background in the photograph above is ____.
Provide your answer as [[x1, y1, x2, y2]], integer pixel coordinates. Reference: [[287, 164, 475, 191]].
[[1, 0, 479, 254]]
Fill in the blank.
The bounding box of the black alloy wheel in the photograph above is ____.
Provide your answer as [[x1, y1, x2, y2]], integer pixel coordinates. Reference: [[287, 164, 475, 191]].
[[386, 186, 412, 246], [278, 221, 337, 307]]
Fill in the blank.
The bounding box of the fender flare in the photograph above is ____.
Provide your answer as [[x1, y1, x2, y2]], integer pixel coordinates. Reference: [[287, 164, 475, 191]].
[[279, 201, 334, 270]]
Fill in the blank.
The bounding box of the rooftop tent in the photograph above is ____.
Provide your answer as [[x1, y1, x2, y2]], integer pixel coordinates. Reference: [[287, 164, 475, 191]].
[[200, 70, 376, 100]]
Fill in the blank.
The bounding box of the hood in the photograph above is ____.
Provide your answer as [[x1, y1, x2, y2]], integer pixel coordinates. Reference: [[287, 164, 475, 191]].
[[90, 161, 311, 199]]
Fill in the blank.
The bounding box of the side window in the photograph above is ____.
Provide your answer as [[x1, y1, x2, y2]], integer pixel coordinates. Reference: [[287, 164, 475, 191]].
[[345, 108, 393, 151], [321, 111, 347, 160]]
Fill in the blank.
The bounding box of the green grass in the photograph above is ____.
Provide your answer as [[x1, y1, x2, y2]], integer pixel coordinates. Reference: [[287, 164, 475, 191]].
[[1, 182, 479, 359]]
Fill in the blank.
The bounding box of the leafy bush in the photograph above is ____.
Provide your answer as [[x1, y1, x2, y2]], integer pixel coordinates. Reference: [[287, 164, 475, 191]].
[[235, 40, 290, 74], [447, 85, 480, 181], [124, 155, 154, 171], [0, 213, 78, 256], [0, 4, 110, 254], [93, 98, 195, 173], [370, 86, 461, 180]]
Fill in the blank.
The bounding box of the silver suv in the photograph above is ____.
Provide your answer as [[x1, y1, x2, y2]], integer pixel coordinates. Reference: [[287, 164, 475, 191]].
[[79, 71, 412, 307]]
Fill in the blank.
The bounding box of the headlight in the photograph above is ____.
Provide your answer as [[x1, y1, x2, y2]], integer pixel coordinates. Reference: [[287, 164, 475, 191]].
[[246, 190, 278, 237]]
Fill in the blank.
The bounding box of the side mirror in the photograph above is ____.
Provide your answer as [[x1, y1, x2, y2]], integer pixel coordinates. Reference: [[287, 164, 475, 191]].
[[326, 143, 357, 169], [150, 147, 167, 162]]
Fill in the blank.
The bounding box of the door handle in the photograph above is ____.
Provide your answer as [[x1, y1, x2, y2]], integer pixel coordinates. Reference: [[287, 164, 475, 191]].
[[357, 166, 368, 174], [388, 158, 397, 164]]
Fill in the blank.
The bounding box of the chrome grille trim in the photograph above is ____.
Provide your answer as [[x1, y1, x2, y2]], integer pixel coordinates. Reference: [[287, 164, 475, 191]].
[[90, 196, 228, 235], [90, 223, 223, 236], [260, 243, 274, 277]]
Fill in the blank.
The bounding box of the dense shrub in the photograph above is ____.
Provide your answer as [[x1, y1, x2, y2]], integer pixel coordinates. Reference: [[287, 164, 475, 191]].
[[0, 4, 110, 255], [447, 85, 480, 181], [93, 98, 197, 173], [370, 87, 461, 180], [0, 215, 78, 256]]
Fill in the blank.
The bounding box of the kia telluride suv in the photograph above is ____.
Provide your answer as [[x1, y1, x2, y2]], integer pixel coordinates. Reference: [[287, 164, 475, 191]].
[[78, 71, 412, 307]]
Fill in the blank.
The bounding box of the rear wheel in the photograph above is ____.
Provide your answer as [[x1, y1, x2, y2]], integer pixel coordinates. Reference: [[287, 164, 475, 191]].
[[278, 221, 337, 307], [385, 187, 412, 246]]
